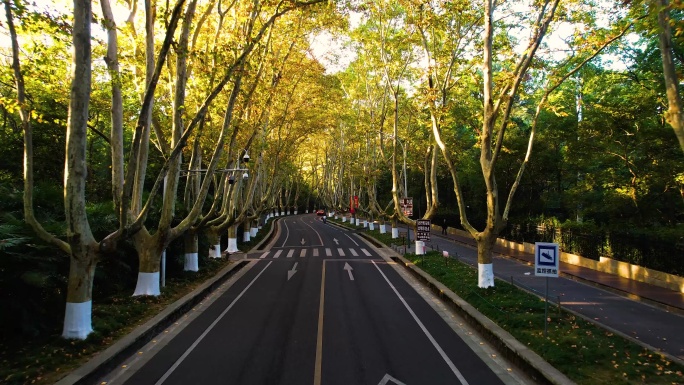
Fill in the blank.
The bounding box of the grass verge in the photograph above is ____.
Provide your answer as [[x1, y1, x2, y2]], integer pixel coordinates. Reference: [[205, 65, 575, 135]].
[[332, 217, 684, 385]]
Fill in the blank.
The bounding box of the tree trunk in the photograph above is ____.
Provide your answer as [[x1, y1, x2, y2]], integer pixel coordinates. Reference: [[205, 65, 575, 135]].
[[100, 0, 125, 213], [391, 217, 399, 238], [475, 230, 496, 288], [206, 228, 222, 259], [63, 243, 98, 339], [184, 230, 199, 272], [133, 231, 163, 296], [250, 219, 258, 237], [226, 225, 239, 253], [243, 221, 251, 242], [63, 0, 97, 339], [657, 0, 684, 152]]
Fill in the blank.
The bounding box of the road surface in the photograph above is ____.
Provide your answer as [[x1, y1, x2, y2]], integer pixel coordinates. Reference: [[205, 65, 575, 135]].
[[99, 215, 531, 385]]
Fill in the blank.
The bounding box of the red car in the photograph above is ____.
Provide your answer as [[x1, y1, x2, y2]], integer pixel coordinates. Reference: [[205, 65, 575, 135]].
[[316, 209, 325, 216]]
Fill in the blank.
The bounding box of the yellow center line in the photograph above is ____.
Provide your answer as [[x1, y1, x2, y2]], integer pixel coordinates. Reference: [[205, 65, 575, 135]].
[[314, 260, 326, 385]]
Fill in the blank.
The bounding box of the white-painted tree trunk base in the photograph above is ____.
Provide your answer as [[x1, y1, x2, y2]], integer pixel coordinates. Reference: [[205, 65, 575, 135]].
[[306, 210, 309, 213], [226, 238, 239, 253], [294, 210, 298, 215], [133, 272, 161, 296], [250, 227, 258, 237], [342, 217, 347, 222], [276, 212, 280, 217], [208, 244, 221, 259], [369, 223, 375, 231], [415, 241, 425, 255], [280, 211, 284, 216], [184, 252, 199, 272], [355, 218, 360, 226], [478, 263, 495, 288], [286, 210, 290, 215], [243, 231, 251, 242], [379, 224, 386, 234], [392, 227, 399, 238], [62, 301, 93, 340]]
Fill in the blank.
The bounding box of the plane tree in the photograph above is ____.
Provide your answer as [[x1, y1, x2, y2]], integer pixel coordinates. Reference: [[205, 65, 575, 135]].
[[400, 0, 633, 287], [4, 0, 329, 339]]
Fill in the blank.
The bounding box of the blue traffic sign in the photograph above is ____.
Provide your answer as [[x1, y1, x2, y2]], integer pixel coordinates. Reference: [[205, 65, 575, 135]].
[[534, 242, 559, 277]]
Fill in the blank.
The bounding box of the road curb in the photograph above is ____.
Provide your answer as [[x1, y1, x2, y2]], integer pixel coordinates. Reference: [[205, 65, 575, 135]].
[[55, 222, 277, 385], [353, 233, 575, 385]]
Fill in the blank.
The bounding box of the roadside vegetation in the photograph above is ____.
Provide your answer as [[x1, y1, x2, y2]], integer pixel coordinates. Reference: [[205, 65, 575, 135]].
[[331, 218, 684, 385], [2, 0, 683, 384], [0, 219, 271, 385]]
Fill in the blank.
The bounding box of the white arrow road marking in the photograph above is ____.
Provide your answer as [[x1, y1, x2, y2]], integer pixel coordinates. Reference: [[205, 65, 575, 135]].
[[300, 249, 307, 258], [333, 238, 339, 245], [343, 262, 354, 281], [325, 248, 332, 257], [273, 250, 283, 259], [378, 374, 406, 385], [301, 238, 306, 245], [337, 248, 345, 257], [259, 251, 269, 259], [155, 261, 273, 385], [286, 249, 295, 258], [371, 260, 470, 385], [288, 262, 298, 280]]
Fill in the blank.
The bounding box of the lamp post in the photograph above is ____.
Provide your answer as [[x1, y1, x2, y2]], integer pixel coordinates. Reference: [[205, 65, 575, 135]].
[[181, 149, 251, 256], [394, 137, 411, 245]]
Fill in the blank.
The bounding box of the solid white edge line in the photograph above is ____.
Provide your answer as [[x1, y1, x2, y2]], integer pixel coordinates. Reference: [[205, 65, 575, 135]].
[[344, 233, 359, 246], [302, 217, 325, 245], [371, 260, 470, 385], [280, 220, 290, 247], [155, 261, 274, 385]]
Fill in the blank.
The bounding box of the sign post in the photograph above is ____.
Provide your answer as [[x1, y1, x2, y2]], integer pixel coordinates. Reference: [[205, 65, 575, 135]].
[[416, 219, 431, 256], [416, 220, 431, 241], [400, 197, 413, 217], [400, 198, 413, 244], [535, 242, 559, 337]]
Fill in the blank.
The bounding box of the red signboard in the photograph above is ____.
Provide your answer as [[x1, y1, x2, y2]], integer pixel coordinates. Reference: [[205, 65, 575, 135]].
[[353, 195, 359, 208]]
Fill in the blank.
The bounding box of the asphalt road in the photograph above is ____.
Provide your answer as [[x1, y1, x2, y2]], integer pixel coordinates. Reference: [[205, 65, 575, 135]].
[[100, 215, 528, 385], [406, 228, 684, 362]]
